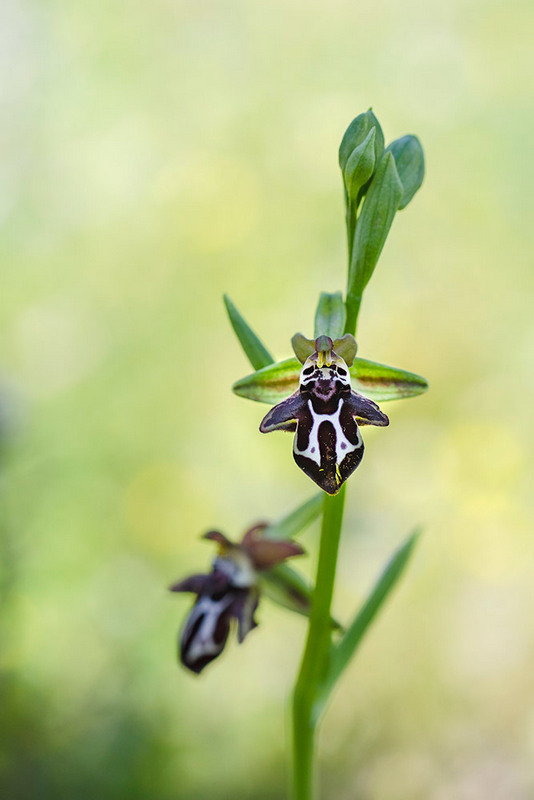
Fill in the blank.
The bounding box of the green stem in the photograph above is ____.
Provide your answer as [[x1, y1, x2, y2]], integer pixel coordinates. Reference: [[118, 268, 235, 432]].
[[291, 486, 346, 800], [346, 199, 355, 266], [344, 293, 361, 337]]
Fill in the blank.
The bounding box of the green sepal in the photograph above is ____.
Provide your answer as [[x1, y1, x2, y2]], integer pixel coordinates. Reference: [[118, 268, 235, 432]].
[[349, 356, 428, 401], [385, 135, 425, 210], [339, 109, 384, 173], [313, 292, 346, 340], [224, 294, 275, 370], [233, 357, 300, 403], [263, 494, 323, 541], [343, 128, 376, 204], [260, 563, 341, 630], [347, 151, 403, 304], [232, 356, 428, 405], [319, 530, 420, 703]]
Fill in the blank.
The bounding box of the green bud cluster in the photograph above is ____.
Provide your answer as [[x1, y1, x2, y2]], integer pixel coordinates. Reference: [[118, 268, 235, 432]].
[[340, 109, 425, 335]]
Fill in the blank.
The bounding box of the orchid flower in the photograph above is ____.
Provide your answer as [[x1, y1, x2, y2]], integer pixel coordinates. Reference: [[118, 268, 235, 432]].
[[260, 334, 388, 495], [170, 524, 305, 673]]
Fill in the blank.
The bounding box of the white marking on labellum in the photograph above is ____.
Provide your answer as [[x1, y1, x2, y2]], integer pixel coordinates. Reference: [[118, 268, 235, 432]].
[[293, 398, 362, 467], [182, 594, 233, 665]]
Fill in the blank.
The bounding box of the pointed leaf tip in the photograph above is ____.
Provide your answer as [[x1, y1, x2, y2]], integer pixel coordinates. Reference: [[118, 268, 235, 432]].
[[224, 295, 275, 370]]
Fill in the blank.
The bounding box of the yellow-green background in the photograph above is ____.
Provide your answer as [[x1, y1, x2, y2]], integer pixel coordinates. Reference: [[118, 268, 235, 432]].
[[1, 0, 533, 798]]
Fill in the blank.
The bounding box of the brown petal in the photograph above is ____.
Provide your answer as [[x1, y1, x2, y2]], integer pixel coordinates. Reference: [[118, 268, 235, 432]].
[[246, 538, 305, 570], [240, 522, 269, 548], [229, 588, 260, 643]]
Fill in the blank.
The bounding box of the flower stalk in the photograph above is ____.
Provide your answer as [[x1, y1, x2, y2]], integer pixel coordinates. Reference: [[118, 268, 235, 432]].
[[292, 486, 346, 800], [290, 269, 362, 798]]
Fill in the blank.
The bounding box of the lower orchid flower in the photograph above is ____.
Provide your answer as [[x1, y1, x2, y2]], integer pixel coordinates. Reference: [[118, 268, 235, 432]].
[[170, 524, 305, 674]]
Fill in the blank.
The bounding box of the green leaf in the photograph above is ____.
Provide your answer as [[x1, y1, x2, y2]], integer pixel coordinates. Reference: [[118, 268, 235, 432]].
[[347, 151, 403, 304], [232, 356, 428, 405], [386, 135, 425, 210], [260, 563, 341, 629], [339, 109, 384, 172], [323, 529, 420, 695], [314, 292, 347, 340], [343, 128, 376, 204], [264, 494, 323, 541], [224, 294, 275, 370]]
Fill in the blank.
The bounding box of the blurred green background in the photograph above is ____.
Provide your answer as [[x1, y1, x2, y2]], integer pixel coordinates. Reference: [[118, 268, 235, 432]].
[[1, 0, 533, 798]]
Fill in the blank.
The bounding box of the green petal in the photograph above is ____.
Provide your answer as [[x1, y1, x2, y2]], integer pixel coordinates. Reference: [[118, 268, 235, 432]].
[[332, 334, 357, 367], [313, 292, 346, 340], [385, 135, 425, 210], [232, 356, 428, 404], [224, 294, 275, 370], [292, 333, 316, 364]]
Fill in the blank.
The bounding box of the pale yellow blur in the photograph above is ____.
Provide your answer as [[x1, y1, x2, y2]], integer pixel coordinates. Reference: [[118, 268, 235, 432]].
[[1, 1, 533, 798]]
